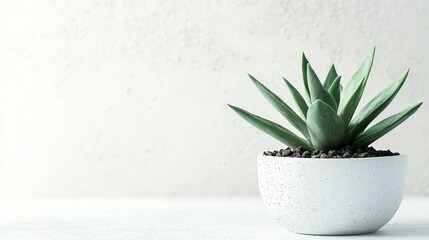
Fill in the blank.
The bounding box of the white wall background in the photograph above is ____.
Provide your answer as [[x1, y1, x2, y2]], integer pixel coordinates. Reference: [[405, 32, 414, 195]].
[[0, 0, 428, 197]]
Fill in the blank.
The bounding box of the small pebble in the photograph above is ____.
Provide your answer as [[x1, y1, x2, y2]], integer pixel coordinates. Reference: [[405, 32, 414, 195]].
[[302, 151, 311, 158], [328, 150, 337, 156]]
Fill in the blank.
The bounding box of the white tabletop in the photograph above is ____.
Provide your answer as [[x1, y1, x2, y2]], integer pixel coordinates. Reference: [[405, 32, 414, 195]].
[[0, 197, 428, 239]]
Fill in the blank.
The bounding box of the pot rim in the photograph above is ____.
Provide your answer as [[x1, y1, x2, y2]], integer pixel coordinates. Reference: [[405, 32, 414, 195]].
[[258, 154, 407, 162]]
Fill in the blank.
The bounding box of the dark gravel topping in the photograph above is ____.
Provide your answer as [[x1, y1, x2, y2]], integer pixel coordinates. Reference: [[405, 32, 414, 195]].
[[263, 146, 399, 158]]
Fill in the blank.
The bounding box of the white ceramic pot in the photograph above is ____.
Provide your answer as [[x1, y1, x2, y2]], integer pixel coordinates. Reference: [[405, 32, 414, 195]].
[[257, 154, 407, 235]]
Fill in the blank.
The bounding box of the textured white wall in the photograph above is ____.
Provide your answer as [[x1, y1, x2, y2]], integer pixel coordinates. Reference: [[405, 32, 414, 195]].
[[0, 0, 428, 197]]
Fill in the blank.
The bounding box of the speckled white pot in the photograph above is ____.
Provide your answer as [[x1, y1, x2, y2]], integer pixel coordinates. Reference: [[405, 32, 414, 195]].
[[257, 154, 407, 235]]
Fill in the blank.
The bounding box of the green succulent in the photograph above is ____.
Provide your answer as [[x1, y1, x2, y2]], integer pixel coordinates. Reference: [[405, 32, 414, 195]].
[[228, 47, 422, 151]]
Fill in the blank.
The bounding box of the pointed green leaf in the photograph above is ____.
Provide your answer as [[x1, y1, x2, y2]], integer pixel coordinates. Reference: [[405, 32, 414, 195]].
[[307, 100, 345, 151], [328, 76, 341, 104], [307, 64, 338, 110], [283, 77, 308, 118], [248, 74, 310, 140], [346, 70, 409, 140], [302, 53, 310, 100], [352, 102, 423, 148], [339, 77, 366, 125], [228, 104, 314, 150], [338, 47, 376, 123], [323, 64, 338, 89]]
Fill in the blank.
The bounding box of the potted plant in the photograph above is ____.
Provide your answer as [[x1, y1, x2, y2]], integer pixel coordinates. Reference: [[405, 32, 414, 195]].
[[228, 47, 422, 235]]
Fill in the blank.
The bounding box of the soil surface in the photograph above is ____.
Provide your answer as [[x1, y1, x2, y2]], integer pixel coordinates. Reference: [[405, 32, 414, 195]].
[[263, 146, 399, 158]]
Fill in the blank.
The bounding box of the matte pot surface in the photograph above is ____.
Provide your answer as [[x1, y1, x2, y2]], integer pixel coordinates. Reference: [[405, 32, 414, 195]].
[[257, 154, 407, 235]]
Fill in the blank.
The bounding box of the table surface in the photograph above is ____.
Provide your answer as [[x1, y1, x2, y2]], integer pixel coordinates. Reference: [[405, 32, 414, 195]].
[[0, 197, 428, 240]]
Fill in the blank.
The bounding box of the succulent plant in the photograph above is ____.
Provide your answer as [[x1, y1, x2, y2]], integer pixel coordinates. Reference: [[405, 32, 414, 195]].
[[228, 47, 422, 151]]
